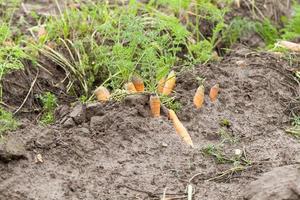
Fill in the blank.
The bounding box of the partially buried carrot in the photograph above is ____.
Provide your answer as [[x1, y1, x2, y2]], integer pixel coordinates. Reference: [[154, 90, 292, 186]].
[[209, 84, 219, 102], [157, 77, 165, 94], [124, 82, 137, 93], [94, 86, 110, 102], [149, 95, 160, 117], [193, 85, 205, 109], [162, 70, 176, 96], [168, 109, 194, 148], [276, 41, 300, 52], [132, 76, 145, 92]]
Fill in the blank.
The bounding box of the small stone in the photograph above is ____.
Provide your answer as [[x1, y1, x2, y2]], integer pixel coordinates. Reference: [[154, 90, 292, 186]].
[[234, 149, 242, 156], [162, 142, 168, 147], [35, 153, 43, 163]]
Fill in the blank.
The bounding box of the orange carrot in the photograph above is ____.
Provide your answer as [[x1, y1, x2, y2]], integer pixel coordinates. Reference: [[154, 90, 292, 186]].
[[276, 41, 300, 52], [124, 82, 137, 93], [209, 84, 219, 102], [168, 109, 194, 147], [94, 86, 110, 102], [132, 76, 145, 92], [157, 77, 166, 94], [149, 95, 161, 117], [193, 85, 205, 109], [162, 70, 176, 96]]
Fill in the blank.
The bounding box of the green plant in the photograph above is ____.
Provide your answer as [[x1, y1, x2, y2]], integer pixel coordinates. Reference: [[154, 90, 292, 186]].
[[0, 1, 36, 100], [217, 128, 237, 144], [219, 118, 231, 127], [282, 4, 300, 40], [33, 0, 235, 99], [160, 95, 182, 112], [202, 144, 230, 164], [255, 19, 279, 46], [38, 92, 58, 124], [286, 115, 300, 139], [0, 107, 18, 135], [38, 2, 196, 97], [202, 143, 250, 165]]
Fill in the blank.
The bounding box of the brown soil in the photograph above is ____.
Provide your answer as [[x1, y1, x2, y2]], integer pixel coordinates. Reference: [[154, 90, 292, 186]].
[[1, 47, 300, 200]]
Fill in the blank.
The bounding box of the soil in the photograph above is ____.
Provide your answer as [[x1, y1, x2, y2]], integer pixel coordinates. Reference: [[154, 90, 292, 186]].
[[1, 46, 300, 200]]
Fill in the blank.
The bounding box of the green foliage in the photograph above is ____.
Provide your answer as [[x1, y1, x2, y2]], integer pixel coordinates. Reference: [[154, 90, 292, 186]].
[[255, 19, 279, 46], [202, 144, 229, 164], [0, 23, 28, 99], [219, 118, 231, 127], [202, 143, 250, 166], [32, 0, 235, 98], [150, 0, 191, 12], [0, 107, 18, 135], [222, 17, 279, 47], [38, 92, 57, 124], [39, 2, 200, 97], [282, 4, 300, 40], [286, 115, 300, 139], [160, 95, 182, 112]]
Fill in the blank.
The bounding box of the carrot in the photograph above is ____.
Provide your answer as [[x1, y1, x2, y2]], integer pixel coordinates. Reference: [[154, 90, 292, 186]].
[[149, 95, 161, 117], [276, 41, 300, 52], [94, 86, 110, 102], [168, 109, 194, 148], [157, 77, 165, 94], [193, 85, 205, 109], [124, 82, 137, 93], [234, 0, 240, 8], [209, 84, 219, 102], [162, 70, 176, 96], [132, 76, 145, 92]]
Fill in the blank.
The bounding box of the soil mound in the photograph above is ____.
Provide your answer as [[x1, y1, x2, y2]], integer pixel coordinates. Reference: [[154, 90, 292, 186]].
[[1, 47, 300, 200]]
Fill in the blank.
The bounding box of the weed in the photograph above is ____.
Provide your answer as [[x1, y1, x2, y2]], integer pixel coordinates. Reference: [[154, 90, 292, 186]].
[[286, 115, 300, 139], [202, 143, 250, 165], [219, 118, 231, 128], [38, 92, 58, 124], [217, 128, 237, 144], [202, 144, 230, 164], [286, 127, 300, 139], [0, 107, 18, 135]]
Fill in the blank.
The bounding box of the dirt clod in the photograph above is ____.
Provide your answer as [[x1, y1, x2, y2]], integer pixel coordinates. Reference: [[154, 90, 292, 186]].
[[0, 136, 26, 162], [68, 104, 86, 124], [244, 165, 300, 200]]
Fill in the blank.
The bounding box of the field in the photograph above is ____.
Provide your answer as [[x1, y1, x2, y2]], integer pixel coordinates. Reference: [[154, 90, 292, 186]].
[[1, 0, 300, 200]]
